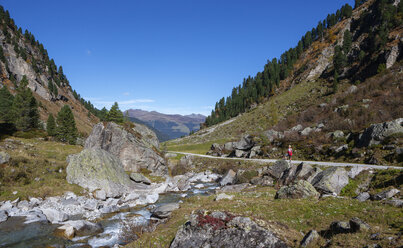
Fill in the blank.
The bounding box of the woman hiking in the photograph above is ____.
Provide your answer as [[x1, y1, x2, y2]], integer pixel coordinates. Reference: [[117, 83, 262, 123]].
[[286, 145, 293, 163]]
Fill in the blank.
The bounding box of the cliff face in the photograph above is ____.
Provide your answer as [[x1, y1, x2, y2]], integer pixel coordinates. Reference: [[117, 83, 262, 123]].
[[0, 7, 98, 135]]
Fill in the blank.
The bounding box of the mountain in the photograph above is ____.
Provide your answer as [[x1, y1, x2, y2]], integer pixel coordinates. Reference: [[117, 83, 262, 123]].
[[167, 0, 403, 166], [0, 6, 99, 135], [203, 0, 402, 128], [127, 116, 170, 142], [125, 109, 206, 141]]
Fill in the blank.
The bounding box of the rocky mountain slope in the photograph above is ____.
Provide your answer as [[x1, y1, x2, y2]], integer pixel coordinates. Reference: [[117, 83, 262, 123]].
[[0, 6, 98, 135], [125, 109, 206, 141], [167, 0, 403, 166]]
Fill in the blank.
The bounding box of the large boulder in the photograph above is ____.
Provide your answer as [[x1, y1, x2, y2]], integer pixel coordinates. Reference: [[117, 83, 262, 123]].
[[66, 148, 144, 198], [356, 118, 403, 147], [311, 167, 349, 195], [84, 122, 167, 175], [131, 122, 160, 149], [275, 180, 320, 199], [151, 203, 180, 219], [266, 160, 291, 180], [263, 130, 284, 142], [233, 135, 254, 150], [170, 211, 288, 248], [219, 169, 237, 186]]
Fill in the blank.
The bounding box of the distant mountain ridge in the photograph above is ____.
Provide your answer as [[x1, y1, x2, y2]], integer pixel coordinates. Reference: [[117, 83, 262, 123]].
[[125, 109, 206, 141]]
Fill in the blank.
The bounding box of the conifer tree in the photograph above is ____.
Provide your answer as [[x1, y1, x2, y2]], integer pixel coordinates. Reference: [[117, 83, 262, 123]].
[[56, 105, 78, 144], [0, 86, 14, 123], [99, 107, 108, 121], [106, 102, 124, 124], [12, 76, 39, 131], [46, 114, 56, 136], [343, 30, 352, 54]]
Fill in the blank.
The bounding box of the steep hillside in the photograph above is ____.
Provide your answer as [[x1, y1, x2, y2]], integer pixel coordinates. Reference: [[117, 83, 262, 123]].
[[167, 0, 403, 165], [125, 109, 206, 140], [0, 6, 98, 135]]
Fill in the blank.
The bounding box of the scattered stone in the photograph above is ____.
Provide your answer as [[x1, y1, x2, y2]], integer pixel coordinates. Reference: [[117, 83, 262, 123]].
[[94, 190, 107, 200], [349, 217, 370, 232], [219, 169, 236, 186], [347, 85, 358, 94], [267, 160, 291, 179], [300, 127, 314, 136], [291, 124, 303, 132], [311, 167, 349, 195], [384, 198, 403, 207], [42, 208, 68, 224], [370, 233, 381, 240], [170, 211, 288, 248], [151, 203, 180, 219], [332, 130, 345, 139], [130, 172, 152, 185], [373, 188, 400, 201], [275, 180, 320, 199], [0, 151, 10, 164], [264, 129, 284, 142], [250, 176, 274, 186], [335, 144, 348, 153], [233, 135, 254, 150], [348, 166, 370, 179], [300, 230, 319, 247], [355, 192, 371, 202], [0, 210, 8, 223], [330, 221, 351, 234], [56, 224, 75, 239], [215, 193, 234, 201]]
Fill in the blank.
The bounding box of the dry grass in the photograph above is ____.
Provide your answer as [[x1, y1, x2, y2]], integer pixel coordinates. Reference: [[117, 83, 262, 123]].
[[0, 137, 84, 200], [126, 187, 403, 248]]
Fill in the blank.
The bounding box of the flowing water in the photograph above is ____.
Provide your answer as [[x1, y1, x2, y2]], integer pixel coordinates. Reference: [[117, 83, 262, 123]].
[[0, 182, 218, 248]]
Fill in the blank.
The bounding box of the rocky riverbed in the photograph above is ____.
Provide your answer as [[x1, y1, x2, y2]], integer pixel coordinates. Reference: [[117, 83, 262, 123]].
[[0, 171, 221, 247]]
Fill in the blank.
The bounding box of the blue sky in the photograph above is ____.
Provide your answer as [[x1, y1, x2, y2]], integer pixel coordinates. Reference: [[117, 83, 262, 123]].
[[1, 0, 353, 116]]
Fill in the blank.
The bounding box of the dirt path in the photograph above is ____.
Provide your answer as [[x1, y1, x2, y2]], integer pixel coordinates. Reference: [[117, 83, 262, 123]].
[[169, 151, 403, 170]]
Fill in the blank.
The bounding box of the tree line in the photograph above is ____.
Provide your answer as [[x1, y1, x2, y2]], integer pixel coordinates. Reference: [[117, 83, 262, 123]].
[[0, 76, 78, 144], [204, 2, 357, 127]]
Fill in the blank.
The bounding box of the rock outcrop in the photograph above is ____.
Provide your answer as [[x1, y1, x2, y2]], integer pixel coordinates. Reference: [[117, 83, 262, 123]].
[[311, 167, 349, 195], [356, 118, 403, 148], [66, 148, 144, 198], [85, 122, 167, 175], [170, 211, 288, 248], [275, 180, 320, 199]]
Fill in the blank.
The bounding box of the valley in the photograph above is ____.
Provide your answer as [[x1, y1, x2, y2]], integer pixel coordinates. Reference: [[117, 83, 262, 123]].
[[0, 0, 402, 247]]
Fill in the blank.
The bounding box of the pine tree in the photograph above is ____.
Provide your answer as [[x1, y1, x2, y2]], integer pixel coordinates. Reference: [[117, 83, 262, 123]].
[[46, 114, 56, 136], [0, 86, 14, 123], [342, 30, 352, 54], [333, 46, 347, 74], [56, 105, 78, 144], [12, 76, 39, 131], [106, 102, 124, 124]]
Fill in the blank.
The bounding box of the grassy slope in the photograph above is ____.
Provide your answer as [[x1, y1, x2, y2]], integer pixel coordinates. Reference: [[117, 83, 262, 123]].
[[0, 136, 84, 201], [127, 187, 402, 248]]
